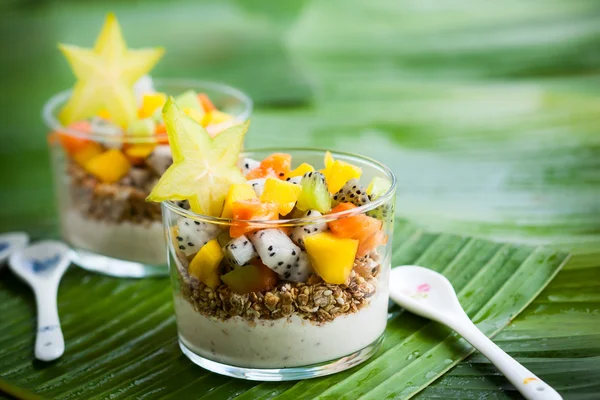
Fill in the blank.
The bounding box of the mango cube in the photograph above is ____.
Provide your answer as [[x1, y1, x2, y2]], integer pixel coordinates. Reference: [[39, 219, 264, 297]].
[[124, 144, 156, 164], [221, 183, 258, 218], [72, 142, 103, 167], [184, 107, 210, 127], [304, 232, 358, 284], [323, 160, 362, 194], [84, 149, 131, 183], [287, 163, 315, 178], [188, 239, 225, 289], [260, 178, 303, 215], [208, 110, 233, 125], [139, 93, 166, 119]]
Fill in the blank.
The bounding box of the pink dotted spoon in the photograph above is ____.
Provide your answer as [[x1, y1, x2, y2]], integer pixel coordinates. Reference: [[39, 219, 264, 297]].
[[389, 265, 561, 400]]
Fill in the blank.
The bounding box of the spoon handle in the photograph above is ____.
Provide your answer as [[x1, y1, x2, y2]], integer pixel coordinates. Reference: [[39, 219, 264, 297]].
[[449, 314, 561, 400], [34, 285, 65, 361]]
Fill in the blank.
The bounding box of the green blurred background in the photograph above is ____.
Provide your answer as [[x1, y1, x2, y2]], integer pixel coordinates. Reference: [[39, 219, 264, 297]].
[[1, 0, 600, 398], [1, 0, 599, 250]]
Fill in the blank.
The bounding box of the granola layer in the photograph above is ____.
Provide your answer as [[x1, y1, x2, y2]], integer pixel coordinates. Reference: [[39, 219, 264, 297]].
[[67, 161, 162, 224], [177, 251, 382, 324]]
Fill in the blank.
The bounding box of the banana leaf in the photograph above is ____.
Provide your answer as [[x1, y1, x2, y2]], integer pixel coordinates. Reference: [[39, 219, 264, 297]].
[[0, 220, 568, 399]]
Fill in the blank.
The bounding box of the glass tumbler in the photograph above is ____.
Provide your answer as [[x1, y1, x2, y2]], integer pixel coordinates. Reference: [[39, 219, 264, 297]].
[[43, 79, 252, 277], [163, 149, 396, 380]]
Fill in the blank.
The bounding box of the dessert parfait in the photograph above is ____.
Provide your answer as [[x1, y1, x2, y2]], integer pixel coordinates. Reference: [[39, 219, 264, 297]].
[[43, 14, 251, 276], [151, 98, 396, 379]]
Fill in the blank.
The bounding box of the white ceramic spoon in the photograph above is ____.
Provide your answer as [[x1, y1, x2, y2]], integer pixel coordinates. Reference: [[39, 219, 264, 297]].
[[9, 241, 71, 362], [0, 232, 29, 268], [390, 265, 561, 400]]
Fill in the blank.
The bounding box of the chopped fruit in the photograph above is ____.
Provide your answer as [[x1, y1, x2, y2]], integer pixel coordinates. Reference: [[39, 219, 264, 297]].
[[324, 151, 334, 169], [188, 239, 224, 289], [139, 92, 166, 119], [304, 232, 358, 284], [221, 262, 278, 294], [84, 149, 131, 183], [154, 123, 169, 144], [146, 98, 247, 216], [124, 144, 156, 164], [287, 163, 315, 178], [260, 178, 303, 215], [175, 90, 203, 113], [296, 172, 331, 214], [128, 118, 156, 136], [322, 160, 362, 194], [221, 183, 258, 219], [230, 199, 279, 238], [207, 110, 233, 125], [184, 107, 210, 127], [366, 176, 392, 199], [56, 121, 93, 155], [198, 93, 216, 112], [328, 203, 384, 257], [58, 13, 164, 127], [72, 142, 103, 166], [246, 153, 292, 179]]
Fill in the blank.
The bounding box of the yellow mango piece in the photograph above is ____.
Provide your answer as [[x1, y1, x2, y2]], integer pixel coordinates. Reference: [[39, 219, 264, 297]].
[[183, 107, 206, 125], [208, 110, 234, 125], [304, 232, 358, 284], [260, 178, 303, 215], [324, 151, 334, 169], [124, 144, 156, 160], [221, 183, 257, 218], [139, 93, 167, 119], [288, 163, 315, 178], [323, 159, 362, 194], [72, 142, 104, 167], [84, 149, 131, 183], [188, 239, 224, 288]]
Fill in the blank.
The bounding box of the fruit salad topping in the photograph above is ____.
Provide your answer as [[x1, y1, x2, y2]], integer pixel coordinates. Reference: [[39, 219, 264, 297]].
[[147, 94, 393, 298]]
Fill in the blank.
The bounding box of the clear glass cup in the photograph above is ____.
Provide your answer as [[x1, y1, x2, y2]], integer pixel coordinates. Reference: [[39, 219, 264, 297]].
[[43, 79, 252, 277], [163, 149, 396, 380]]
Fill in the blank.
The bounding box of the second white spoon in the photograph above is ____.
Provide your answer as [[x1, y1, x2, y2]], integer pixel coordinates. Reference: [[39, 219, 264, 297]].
[[9, 241, 71, 362], [389, 265, 561, 400]]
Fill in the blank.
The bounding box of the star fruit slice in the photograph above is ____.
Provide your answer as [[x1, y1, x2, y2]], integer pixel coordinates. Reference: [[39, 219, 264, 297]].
[[147, 98, 248, 216], [58, 13, 164, 127]]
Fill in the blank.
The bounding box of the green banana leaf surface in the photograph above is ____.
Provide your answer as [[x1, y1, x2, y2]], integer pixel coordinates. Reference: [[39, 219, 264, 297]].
[[0, 220, 568, 399]]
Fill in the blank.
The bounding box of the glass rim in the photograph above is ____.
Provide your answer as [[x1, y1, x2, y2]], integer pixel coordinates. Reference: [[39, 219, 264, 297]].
[[41, 78, 253, 144], [162, 148, 397, 226]]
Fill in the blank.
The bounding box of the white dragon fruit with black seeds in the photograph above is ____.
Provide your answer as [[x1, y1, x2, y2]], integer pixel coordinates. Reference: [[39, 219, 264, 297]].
[[224, 235, 258, 268], [241, 158, 261, 175], [174, 200, 190, 210], [332, 179, 370, 207], [284, 251, 312, 282], [290, 210, 327, 248], [247, 178, 266, 197], [175, 217, 221, 257], [249, 229, 311, 281]]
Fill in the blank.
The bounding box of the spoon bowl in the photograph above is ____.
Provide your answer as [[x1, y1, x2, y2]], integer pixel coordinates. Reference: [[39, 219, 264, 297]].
[[390, 265, 562, 400], [9, 240, 71, 362], [0, 232, 29, 268]]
